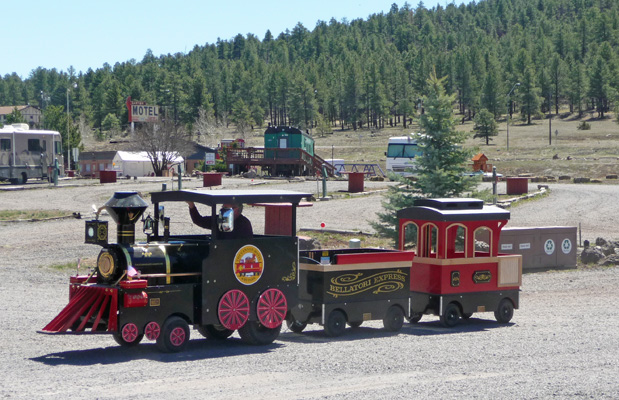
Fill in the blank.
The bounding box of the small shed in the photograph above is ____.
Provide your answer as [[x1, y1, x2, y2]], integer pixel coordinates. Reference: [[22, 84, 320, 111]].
[[113, 151, 183, 177], [471, 153, 492, 173]]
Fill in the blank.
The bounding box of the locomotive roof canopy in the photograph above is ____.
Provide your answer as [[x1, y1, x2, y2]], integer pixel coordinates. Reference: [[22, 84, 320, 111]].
[[396, 198, 510, 222], [151, 189, 312, 206]]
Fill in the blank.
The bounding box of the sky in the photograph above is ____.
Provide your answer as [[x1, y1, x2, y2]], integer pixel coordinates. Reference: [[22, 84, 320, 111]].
[[4, 0, 463, 79]]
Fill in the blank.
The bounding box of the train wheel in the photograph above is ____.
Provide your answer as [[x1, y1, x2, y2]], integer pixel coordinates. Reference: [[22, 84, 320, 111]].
[[383, 305, 404, 332], [257, 288, 288, 329], [238, 321, 281, 345], [407, 312, 423, 324], [348, 321, 363, 328], [197, 324, 234, 340], [113, 323, 143, 347], [144, 322, 161, 341], [156, 316, 190, 353], [324, 310, 346, 337], [285, 316, 307, 333], [494, 299, 514, 323], [218, 290, 250, 330], [440, 303, 461, 328]]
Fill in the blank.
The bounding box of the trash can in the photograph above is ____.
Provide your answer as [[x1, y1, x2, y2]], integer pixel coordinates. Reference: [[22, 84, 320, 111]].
[[506, 177, 528, 195], [344, 172, 365, 193], [100, 170, 117, 184], [203, 172, 224, 187]]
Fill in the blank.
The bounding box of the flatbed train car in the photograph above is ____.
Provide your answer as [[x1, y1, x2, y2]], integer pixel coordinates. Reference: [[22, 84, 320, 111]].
[[40, 190, 521, 352]]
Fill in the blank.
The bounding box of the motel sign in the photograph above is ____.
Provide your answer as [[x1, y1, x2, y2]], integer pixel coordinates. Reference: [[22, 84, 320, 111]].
[[126, 97, 159, 123]]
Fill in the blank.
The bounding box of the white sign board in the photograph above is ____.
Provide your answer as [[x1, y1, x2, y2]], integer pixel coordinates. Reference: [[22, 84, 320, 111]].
[[205, 153, 216, 165], [131, 104, 159, 122]]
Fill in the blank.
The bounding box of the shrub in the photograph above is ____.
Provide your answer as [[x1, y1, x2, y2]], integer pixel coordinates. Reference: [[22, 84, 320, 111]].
[[577, 121, 591, 130]]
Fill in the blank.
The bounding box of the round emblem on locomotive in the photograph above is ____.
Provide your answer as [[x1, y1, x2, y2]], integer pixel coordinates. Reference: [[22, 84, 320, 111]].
[[233, 245, 264, 285]]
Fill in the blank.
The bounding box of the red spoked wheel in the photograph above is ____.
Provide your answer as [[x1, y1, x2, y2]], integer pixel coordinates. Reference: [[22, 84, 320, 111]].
[[169, 326, 186, 347], [257, 288, 288, 329], [113, 323, 143, 347], [122, 323, 139, 342], [218, 290, 250, 330], [144, 322, 160, 341]]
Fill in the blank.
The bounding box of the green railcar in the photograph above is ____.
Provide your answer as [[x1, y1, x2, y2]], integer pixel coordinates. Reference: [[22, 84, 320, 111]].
[[264, 126, 315, 176]]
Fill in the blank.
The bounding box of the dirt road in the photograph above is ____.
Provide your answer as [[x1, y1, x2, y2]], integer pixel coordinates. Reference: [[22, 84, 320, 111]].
[[1, 177, 618, 399]]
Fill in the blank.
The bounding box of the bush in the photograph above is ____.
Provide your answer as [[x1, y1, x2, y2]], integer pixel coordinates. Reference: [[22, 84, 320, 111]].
[[577, 121, 591, 130]]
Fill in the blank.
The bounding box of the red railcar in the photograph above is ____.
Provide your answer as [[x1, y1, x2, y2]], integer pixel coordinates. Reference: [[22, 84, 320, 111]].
[[397, 198, 522, 326]]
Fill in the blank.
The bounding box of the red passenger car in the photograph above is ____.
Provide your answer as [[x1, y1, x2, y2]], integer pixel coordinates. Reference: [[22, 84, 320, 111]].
[[397, 198, 522, 327]]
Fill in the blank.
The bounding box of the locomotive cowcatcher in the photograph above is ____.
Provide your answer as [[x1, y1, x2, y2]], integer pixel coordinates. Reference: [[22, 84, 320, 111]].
[[40, 189, 310, 352]]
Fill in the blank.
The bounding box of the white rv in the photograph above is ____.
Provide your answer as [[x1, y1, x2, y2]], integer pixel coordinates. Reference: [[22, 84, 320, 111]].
[[0, 123, 64, 184], [385, 135, 424, 176]]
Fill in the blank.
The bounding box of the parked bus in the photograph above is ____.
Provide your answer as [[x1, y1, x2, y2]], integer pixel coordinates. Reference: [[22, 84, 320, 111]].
[[385, 135, 424, 176], [0, 123, 64, 184]]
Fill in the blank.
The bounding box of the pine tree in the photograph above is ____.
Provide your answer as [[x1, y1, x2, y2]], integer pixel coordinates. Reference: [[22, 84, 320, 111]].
[[473, 109, 499, 145], [372, 72, 476, 241]]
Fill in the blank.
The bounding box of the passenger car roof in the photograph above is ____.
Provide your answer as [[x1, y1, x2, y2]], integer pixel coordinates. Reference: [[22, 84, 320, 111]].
[[396, 198, 510, 222], [151, 189, 312, 206]]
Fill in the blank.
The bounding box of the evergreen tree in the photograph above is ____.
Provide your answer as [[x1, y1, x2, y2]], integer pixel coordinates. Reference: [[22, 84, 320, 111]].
[[372, 72, 476, 241], [473, 108, 499, 145], [519, 66, 541, 124], [5, 107, 25, 124]]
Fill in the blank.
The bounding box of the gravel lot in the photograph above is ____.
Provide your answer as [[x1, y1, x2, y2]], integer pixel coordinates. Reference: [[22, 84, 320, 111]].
[[1, 177, 618, 399]]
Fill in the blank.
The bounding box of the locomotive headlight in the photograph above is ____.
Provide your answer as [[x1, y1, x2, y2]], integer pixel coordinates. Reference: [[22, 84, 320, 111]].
[[97, 251, 116, 280]]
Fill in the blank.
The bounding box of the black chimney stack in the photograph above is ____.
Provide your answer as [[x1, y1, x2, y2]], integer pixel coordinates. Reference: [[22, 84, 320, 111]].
[[104, 191, 148, 244]]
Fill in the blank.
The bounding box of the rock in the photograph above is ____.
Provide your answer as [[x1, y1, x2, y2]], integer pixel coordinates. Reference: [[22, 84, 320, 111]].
[[553, 154, 559, 160], [242, 170, 257, 179], [599, 255, 619, 266], [595, 238, 608, 246], [580, 247, 605, 264], [298, 236, 321, 251]]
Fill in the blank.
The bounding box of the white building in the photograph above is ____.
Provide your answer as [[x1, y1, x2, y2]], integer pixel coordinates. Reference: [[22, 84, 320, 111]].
[[112, 151, 183, 177]]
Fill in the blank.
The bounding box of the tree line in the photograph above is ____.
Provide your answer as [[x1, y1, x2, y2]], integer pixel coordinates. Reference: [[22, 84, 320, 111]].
[[1, 0, 619, 151]]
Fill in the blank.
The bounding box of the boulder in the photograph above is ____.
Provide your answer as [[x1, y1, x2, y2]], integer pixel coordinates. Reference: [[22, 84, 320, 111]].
[[298, 236, 321, 251], [599, 255, 619, 266], [580, 246, 605, 264]]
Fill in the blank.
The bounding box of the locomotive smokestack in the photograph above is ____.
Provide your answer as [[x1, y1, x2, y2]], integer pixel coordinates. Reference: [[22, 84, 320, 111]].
[[104, 191, 148, 244]]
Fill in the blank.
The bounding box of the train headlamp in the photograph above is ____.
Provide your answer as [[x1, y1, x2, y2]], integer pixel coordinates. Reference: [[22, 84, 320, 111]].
[[97, 251, 116, 280]]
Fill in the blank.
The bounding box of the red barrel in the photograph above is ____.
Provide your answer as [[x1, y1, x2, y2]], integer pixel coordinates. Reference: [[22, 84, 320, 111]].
[[506, 177, 528, 195]]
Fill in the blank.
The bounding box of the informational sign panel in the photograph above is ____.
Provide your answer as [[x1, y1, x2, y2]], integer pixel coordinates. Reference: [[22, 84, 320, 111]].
[[126, 97, 159, 123], [205, 153, 216, 165]]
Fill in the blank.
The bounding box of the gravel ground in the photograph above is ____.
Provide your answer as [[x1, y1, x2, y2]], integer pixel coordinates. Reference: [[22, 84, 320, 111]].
[[1, 177, 618, 399]]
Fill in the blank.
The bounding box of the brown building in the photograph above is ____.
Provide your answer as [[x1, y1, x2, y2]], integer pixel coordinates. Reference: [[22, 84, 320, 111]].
[[79, 151, 117, 178], [185, 143, 217, 175], [0, 105, 42, 128]]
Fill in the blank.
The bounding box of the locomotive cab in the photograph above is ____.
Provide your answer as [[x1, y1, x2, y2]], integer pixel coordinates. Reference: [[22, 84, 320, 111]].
[[41, 189, 311, 353]]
